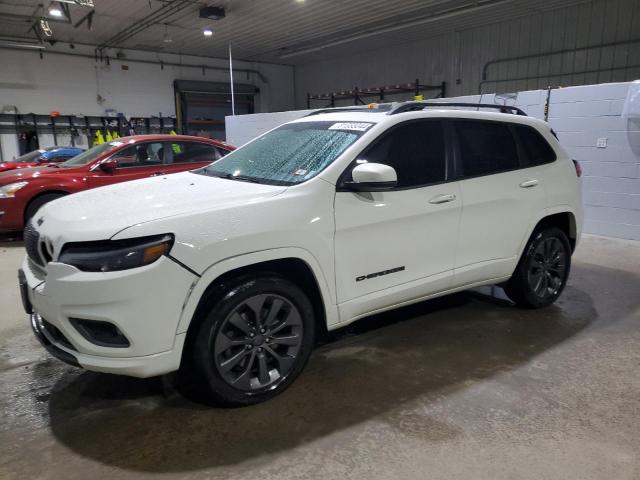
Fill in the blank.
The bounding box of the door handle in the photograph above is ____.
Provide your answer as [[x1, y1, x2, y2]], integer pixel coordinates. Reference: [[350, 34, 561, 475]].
[[429, 193, 456, 204], [151, 172, 167, 177], [519, 179, 539, 188]]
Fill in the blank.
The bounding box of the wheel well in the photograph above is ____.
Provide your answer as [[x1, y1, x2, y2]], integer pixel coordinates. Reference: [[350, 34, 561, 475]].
[[24, 190, 68, 223], [183, 258, 328, 362], [536, 212, 577, 251]]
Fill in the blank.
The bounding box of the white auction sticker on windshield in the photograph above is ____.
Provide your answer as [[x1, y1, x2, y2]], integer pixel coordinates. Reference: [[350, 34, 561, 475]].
[[328, 122, 373, 132]]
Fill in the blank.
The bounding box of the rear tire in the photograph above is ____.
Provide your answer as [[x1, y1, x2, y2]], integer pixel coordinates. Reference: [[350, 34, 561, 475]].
[[504, 227, 571, 309], [25, 193, 65, 224], [187, 274, 315, 406]]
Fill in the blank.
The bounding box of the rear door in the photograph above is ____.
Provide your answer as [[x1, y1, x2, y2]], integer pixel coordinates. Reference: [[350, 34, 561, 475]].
[[334, 119, 462, 320], [452, 119, 547, 286], [88, 141, 168, 188], [162, 141, 228, 174]]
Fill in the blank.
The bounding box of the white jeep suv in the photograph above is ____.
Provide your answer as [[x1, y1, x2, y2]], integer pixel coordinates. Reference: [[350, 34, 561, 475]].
[[19, 102, 582, 405]]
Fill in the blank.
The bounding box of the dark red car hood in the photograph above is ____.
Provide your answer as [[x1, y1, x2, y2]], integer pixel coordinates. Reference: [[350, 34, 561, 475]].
[[0, 165, 84, 185], [0, 162, 39, 173]]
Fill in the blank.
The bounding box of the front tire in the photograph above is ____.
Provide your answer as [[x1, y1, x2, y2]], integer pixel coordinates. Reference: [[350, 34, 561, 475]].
[[189, 274, 315, 406], [504, 227, 571, 309], [25, 193, 66, 224]]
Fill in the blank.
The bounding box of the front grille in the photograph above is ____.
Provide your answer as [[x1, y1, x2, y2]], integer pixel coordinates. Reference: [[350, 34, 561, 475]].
[[24, 221, 43, 267]]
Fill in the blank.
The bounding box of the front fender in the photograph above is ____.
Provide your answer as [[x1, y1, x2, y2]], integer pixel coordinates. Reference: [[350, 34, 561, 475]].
[[175, 247, 339, 335]]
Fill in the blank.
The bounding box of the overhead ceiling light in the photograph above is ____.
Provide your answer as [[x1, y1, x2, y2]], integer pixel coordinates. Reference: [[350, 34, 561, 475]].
[[49, 5, 63, 17], [203, 27, 213, 37]]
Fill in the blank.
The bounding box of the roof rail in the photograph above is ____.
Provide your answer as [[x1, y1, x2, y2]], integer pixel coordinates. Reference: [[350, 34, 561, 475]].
[[305, 105, 394, 117], [388, 102, 527, 116]]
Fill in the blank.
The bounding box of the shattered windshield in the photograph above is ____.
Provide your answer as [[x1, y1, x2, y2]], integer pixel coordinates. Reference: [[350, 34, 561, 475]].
[[197, 121, 372, 185]]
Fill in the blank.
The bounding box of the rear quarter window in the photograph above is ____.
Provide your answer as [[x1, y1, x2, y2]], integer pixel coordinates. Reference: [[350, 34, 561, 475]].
[[514, 125, 557, 166]]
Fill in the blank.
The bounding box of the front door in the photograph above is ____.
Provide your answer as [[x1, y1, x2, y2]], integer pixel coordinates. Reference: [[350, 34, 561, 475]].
[[334, 119, 461, 321], [88, 141, 169, 188]]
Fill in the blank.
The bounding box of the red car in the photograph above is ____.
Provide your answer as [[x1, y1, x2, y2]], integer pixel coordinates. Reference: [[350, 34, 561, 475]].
[[0, 135, 234, 233], [0, 146, 85, 173]]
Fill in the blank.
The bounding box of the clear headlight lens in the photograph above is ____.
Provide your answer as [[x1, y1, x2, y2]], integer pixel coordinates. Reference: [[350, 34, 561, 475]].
[[0, 181, 28, 198], [58, 234, 174, 272]]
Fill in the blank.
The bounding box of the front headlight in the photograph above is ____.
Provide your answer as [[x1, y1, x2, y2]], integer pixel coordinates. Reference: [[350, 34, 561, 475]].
[[0, 181, 28, 198], [58, 234, 174, 272]]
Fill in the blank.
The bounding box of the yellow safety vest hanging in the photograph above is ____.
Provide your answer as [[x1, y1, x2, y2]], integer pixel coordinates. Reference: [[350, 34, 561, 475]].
[[94, 130, 105, 145], [105, 130, 113, 142], [169, 130, 182, 154]]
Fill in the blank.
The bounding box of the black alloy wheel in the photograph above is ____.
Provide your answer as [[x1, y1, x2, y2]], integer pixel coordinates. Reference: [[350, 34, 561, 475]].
[[214, 293, 303, 391], [504, 226, 572, 308], [526, 236, 568, 300], [188, 274, 315, 406]]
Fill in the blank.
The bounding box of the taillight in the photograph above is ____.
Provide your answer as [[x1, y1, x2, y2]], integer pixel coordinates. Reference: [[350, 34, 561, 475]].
[[572, 159, 582, 177]]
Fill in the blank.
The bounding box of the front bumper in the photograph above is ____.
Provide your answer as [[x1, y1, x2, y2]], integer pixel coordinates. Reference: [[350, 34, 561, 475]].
[[21, 254, 197, 377], [0, 197, 23, 232]]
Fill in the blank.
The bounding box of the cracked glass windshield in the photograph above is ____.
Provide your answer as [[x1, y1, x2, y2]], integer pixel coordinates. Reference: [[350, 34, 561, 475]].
[[197, 121, 373, 185]]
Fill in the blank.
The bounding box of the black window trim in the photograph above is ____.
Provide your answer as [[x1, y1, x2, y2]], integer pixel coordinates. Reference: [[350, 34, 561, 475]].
[[336, 118, 454, 192], [449, 118, 529, 181]]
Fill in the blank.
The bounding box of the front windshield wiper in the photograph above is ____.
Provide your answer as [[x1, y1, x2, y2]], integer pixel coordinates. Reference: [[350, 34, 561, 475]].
[[215, 172, 261, 183]]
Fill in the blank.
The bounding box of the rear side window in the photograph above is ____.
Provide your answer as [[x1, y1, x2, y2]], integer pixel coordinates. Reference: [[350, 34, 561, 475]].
[[514, 125, 556, 166], [455, 120, 519, 177], [169, 142, 224, 164], [358, 120, 446, 188]]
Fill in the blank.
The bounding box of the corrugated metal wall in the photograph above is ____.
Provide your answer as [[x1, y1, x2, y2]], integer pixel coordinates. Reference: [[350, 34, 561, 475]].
[[295, 0, 640, 108]]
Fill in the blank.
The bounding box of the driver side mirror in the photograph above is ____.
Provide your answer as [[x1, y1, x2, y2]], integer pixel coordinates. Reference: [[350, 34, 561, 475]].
[[343, 162, 397, 191], [99, 158, 118, 175]]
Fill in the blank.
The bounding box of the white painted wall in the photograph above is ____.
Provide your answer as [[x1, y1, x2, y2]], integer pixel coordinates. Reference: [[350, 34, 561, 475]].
[[0, 43, 295, 160], [0, 45, 294, 116], [224, 81, 640, 241]]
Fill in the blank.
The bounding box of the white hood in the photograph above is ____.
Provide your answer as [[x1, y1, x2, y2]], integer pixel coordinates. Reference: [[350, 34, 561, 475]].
[[36, 172, 287, 246]]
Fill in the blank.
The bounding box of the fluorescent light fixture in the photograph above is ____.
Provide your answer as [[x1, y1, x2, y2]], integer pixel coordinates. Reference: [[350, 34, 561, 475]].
[[0, 36, 45, 49], [56, 0, 94, 6], [163, 24, 172, 43], [39, 19, 53, 37], [203, 27, 213, 37]]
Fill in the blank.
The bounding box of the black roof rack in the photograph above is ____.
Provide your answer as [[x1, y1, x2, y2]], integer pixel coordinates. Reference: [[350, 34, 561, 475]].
[[305, 105, 393, 117], [388, 102, 527, 116]]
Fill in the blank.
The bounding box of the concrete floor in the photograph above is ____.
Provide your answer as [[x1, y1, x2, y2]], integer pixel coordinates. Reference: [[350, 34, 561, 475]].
[[0, 234, 639, 480]]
